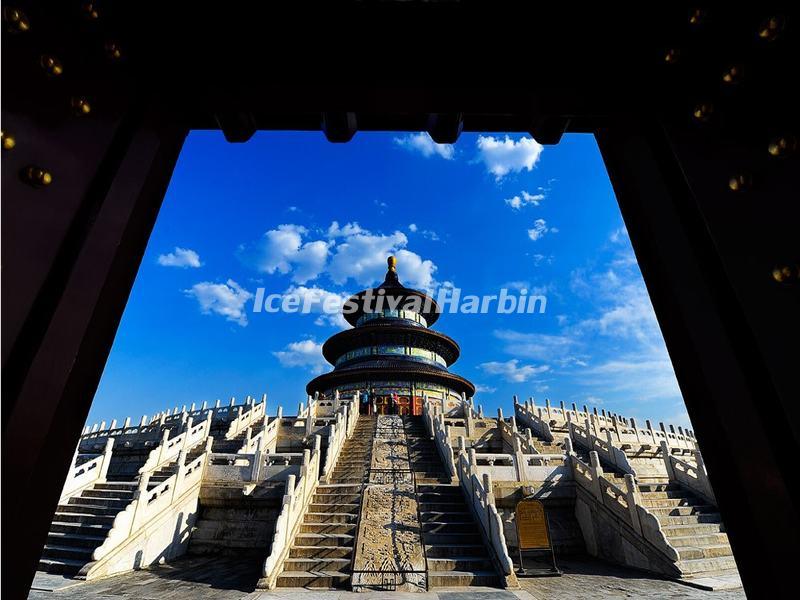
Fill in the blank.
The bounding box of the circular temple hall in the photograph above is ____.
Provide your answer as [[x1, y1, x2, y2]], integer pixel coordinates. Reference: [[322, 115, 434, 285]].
[[306, 256, 475, 415]]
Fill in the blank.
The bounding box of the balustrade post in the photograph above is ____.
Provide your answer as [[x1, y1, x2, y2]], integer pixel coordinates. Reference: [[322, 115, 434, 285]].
[[483, 472, 495, 532], [660, 441, 676, 480], [605, 430, 616, 464], [589, 451, 604, 500], [624, 474, 643, 534], [215, 399, 221, 409], [139, 415, 148, 426], [497, 407, 503, 425], [158, 428, 170, 465], [230, 397, 236, 406], [277, 406, 283, 419], [99, 437, 115, 481], [545, 398, 552, 419], [631, 418, 641, 442]]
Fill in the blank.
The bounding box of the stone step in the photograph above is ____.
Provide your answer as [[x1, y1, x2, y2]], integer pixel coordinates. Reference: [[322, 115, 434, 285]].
[[676, 544, 734, 561], [648, 505, 717, 516], [425, 544, 488, 558], [283, 557, 351, 572], [81, 488, 135, 500], [424, 532, 483, 545], [290, 545, 353, 559], [294, 533, 355, 546], [423, 521, 475, 534], [93, 482, 138, 491], [51, 512, 116, 526], [49, 521, 112, 536], [638, 483, 683, 493], [640, 497, 705, 509], [56, 503, 121, 516], [420, 511, 472, 522], [68, 496, 129, 509], [317, 484, 363, 492], [313, 494, 362, 505], [308, 503, 359, 513], [678, 555, 738, 575], [638, 490, 694, 500], [427, 557, 494, 571], [300, 523, 357, 535], [662, 523, 726, 536], [37, 557, 86, 576], [46, 531, 106, 549], [418, 501, 466, 512], [304, 512, 358, 523], [40, 544, 94, 561], [276, 570, 350, 588], [657, 513, 722, 526], [669, 533, 730, 547], [427, 570, 499, 587]]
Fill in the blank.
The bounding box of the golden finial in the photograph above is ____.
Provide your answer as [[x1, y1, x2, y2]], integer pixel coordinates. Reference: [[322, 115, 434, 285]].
[[387, 255, 397, 272]]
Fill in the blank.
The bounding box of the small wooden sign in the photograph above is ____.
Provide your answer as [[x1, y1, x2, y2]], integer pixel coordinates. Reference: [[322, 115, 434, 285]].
[[515, 498, 561, 576], [516, 499, 550, 549]]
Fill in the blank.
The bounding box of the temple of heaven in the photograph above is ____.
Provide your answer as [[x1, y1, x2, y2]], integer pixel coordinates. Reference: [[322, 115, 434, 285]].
[[306, 256, 475, 415]]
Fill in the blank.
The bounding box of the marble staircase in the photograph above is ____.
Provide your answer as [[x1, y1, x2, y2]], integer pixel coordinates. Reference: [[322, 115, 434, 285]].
[[638, 481, 737, 576], [38, 481, 138, 575], [403, 416, 500, 588], [276, 415, 376, 588]]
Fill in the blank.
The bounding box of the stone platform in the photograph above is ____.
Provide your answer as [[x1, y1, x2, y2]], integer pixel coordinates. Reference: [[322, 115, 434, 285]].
[[27, 555, 744, 599]]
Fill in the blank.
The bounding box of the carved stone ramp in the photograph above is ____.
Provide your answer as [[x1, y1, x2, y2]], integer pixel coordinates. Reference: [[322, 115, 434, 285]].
[[351, 415, 426, 592]]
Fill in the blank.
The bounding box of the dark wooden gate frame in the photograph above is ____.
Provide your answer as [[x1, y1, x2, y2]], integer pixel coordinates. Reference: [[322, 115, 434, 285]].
[[2, 4, 797, 598]]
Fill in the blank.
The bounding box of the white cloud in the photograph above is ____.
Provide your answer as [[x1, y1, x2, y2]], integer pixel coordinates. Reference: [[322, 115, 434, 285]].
[[242, 222, 438, 290], [408, 223, 418, 232], [527, 218, 553, 241], [272, 339, 328, 374], [493, 330, 581, 365], [476, 135, 543, 180], [475, 384, 497, 394], [157, 247, 202, 268], [532, 253, 554, 266], [502, 280, 530, 292], [586, 396, 604, 405], [505, 190, 545, 210], [184, 279, 253, 327], [394, 132, 455, 160], [327, 231, 437, 289], [327, 221, 366, 238], [246, 224, 330, 284], [610, 226, 628, 244], [283, 285, 350, 329], [478, 359, 550, 383]]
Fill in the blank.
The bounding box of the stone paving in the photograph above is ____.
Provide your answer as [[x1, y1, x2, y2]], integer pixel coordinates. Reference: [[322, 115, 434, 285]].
[[28, 556, 745, 599]]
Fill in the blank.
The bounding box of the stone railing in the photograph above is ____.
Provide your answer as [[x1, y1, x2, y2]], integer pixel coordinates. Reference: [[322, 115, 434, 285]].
[[661, 442, 716, 505], [514, 396, 698, 452], [59, 438, 115, 502], [222, 398, 267, 440], [138, 415, 212, 476], [454, 448, 518, 588], [82, 438, 213, 578], [321, 401, 358, 482], [568, 445, 678, 563], [568, 419, 637, 475], [456, 434, 567, 484], [260, 435, 323, 589], [205, 451, 303, 483], [513, 401, 555, 442], [424, 401, 457, 479], [79, 421, 165, 453]]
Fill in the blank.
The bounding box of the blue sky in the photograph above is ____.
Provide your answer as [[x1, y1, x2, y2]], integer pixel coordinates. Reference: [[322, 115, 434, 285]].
[[89, 131, 690, 429]]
